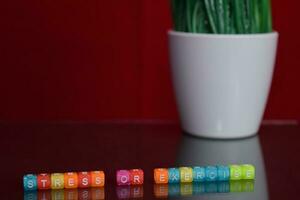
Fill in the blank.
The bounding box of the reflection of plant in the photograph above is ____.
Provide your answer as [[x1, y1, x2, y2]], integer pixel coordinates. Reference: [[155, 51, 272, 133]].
[[171, 0, 272, 34]]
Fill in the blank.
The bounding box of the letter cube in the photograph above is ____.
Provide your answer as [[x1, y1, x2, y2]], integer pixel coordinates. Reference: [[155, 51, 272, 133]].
[[116, 170, 130, 186], [205, 166, 218, 181], [23, 174, 37, 191], [168, 168, 180, 183], [91, 171, 105, 187], [64, 172, 78, 189], [241, 164, 255, 180], [51, 173, 64, 189], [230, 165, 242, 180], [193, 167, 205, 182], [154, 168, 168, 184], [129, 169, 144, 185], [179, 167, 193, 183], [78, 172, 91, 188], [217, 165, 230, 181], [37, 173, 51, 190]]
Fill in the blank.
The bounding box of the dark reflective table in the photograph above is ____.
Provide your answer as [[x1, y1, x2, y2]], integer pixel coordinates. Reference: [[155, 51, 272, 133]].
[[0, 122, 299, 199]]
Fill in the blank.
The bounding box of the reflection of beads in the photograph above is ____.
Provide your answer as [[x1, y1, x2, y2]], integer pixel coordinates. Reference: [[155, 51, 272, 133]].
[[154, 164, 255, 184]]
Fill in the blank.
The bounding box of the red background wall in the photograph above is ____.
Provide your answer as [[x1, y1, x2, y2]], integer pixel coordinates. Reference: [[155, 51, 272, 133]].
[[0, 0, 299, 121]]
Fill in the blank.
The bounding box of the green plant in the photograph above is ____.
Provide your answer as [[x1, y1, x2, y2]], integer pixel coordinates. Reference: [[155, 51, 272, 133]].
[[171, 0, 273, 34]]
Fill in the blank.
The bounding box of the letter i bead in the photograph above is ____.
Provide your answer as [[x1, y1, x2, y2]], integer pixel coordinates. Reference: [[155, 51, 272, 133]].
[[130, 169, 144, 185], [116, 170, 130, 185], [51, 173, 64, 189], [91, 171, 105, 187], [168, 168, 180, 183], [154, 168, 168, 184], [217, 165, 230, 181], [23, 174, 37, 191], [179, 167, 193, 183], [37, 173, 51, 190], [78, 172, 91, 188]]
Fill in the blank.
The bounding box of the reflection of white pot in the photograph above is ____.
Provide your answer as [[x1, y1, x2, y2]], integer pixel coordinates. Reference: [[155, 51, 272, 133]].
[[168, 31, 278, 138], [176, 135, 268, 200]]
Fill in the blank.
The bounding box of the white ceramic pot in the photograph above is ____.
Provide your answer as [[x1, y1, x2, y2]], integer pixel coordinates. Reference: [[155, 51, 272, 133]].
[[168, 31, 278, 139]]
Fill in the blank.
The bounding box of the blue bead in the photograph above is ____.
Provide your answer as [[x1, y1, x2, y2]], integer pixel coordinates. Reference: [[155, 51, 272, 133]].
[[217, 165, 230, 181], [168, 168, 180, 183], [205, 166, 218, 182], [23, 174, 37, 191], [193, 167, 205, 182]]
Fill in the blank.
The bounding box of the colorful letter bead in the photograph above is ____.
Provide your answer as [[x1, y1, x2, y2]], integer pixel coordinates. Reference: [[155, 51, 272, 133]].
[[64, 172, 78, 189], [37, 173, 51, 190], [130, 169, 144, 185], [241, 164, 255, 180], [217, 165, 230, 181], [51, 173, 64, 189], [193, 167, 205, 182], [23, 174, 38, 191], [230, 165, 242, 180], [91, 171, 105, 187], [154, 168, 168, 184], [168, 168, 180, 183], [205, 166, 218, 181], [78, 172, 91, 188], [117, 170, 130, 185], [179, 167, 193, 183]]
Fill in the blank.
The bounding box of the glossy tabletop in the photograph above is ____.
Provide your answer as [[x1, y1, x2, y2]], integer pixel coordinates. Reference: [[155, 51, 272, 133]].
[[0, 122, 299, 199]]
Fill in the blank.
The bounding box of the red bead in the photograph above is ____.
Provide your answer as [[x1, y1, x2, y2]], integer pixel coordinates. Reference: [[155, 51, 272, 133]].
[[130, 169, 144, 185], [37, 173, 51, 190], [78, 172, 91, 188]]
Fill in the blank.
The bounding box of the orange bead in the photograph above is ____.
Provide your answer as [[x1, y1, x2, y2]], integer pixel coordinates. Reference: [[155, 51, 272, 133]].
[[154, 168, 168, 184], [91, 171, 105, 187], [130, 169, 144, 185], [64, 172, 78, 189], [37, 173, 51, 190], [78, 172, 91, 188]]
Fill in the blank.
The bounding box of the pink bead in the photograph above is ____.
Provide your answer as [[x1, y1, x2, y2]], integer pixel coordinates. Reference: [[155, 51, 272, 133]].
[[116, 170, 130, 185]]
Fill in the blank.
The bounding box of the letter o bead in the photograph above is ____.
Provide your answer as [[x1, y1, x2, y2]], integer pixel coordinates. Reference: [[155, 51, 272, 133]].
[[116, 170, 130, 185], [64, 172, 78, 189], [205, 166, 218, 181], [37, 173, 51, 190], [154, 168, 168, 184], [23, 174, 37, 191]]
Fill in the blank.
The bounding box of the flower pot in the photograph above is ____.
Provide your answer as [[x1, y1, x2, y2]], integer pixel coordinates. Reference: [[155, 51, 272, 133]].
[[168, 31, 278, 139]]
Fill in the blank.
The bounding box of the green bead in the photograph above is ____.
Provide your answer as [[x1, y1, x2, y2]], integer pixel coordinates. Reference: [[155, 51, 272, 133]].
[[241, 164, 255, 180], [229, 165, 242, 180]]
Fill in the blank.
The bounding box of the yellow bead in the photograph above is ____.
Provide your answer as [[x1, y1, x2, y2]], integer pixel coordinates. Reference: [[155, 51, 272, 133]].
[[51, 173, 64, 189], [179, 167, 193, 183]]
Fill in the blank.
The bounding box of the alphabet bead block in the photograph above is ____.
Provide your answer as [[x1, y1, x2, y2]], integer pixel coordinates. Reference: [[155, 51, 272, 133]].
[[168, 168, 180, 183], [116, 170, 130, 185], [241, 164, 255, 180], [205, 166, 218, 182], [91, 171, 105, 187], [217, 165, 230, 181], [64, 172, 78, 189], [23, 174, 37, 191], [129, 169, 144, 185], [193, 167, 205, 182], [51, 173, 64, 189], [78, 172, 91, 188], [230, 165, 242, 180], [37, 173, 51, 190], [179, 167, 193, 183], [154, 168, 168, 184]]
